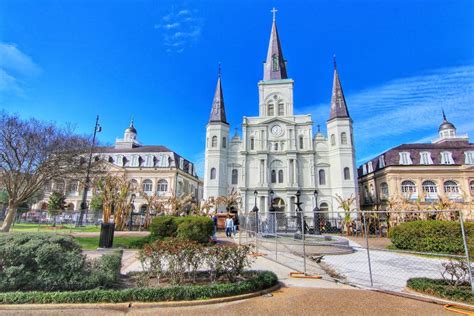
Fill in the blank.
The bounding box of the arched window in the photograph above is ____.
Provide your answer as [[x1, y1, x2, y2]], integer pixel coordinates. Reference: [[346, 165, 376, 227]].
[[268, 103, 274, 116], [278, 103, 284, 116], [54, 180, 65, 193], [250, 137, 255, 150], [231, 169, 238, 185], [130, 179, 138, 191], [271, 170, 277, 183], [444, 180, 459, 194], [343, 167, 350, 180], [142, 179, 153, 193], [274, 143, 278, 151], [319, 170, 326, 185], [210, 168, 216, 180], [299, 136, 304, 149], [330, 134, 335, 146], [341, 132, 348, 145], [278, 170, 284, 183], [401, 180, 417, 196], [380, 182, 389, 198], [157, 179, 168, 192], [422, 180, 437, 194], [211, 136, 217, 147], [67, 182, 78, 194], [470, 181, 474, 196], [222, 137, 226, 148], [319, 202, 329, 219]]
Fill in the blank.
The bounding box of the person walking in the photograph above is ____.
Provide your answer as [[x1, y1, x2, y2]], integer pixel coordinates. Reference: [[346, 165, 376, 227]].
[[225, 215, 234, 238], [211, 213, 218, 241]]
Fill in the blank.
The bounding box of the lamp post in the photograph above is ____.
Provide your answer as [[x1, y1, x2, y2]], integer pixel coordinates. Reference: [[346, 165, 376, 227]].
[[313, 190, 321, 235], [128, 194, 136, 231], [77, 115, 102, 227], [295, 190, 303, 238], [252, 190, 259, 234], [269, 190, 275, 233]]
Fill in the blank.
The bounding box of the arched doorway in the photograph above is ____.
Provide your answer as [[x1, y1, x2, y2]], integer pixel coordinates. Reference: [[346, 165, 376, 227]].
[[270, 197, 286, 232]]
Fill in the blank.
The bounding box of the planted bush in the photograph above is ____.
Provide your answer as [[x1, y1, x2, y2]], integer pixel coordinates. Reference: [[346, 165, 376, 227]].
[[0, 271, 278, 304], [139, 238, 253, 285], [0, 233, 122, 292], [389, 220, 474, 255], [407, 277, 474, 304], [149, 215, 214, 244]]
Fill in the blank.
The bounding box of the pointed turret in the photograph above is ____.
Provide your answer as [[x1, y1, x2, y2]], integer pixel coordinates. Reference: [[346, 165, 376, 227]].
[[263, 8, 288, 81], [328, 56, 350, 121], [209, 65, 228, 124]]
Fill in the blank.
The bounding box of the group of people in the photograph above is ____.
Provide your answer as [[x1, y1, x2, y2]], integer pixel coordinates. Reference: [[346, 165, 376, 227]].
[[210, 213, 239, 239]]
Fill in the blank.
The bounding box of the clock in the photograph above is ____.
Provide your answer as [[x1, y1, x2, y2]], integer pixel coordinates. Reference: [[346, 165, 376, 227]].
[[271, 125, 283, 137]]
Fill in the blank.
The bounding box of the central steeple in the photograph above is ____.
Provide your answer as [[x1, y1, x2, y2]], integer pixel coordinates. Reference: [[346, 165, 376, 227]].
[[208, 64, 228, 124], [263, 8, 288, 81]]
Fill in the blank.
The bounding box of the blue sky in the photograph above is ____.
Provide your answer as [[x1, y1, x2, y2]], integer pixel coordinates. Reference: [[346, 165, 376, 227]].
[[1, 0, 473, 176]]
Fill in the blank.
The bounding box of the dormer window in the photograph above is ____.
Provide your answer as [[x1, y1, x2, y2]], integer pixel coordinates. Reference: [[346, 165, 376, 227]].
[[440, 151, 454, 164], [362, 164, 367, 175], [399, 152, 412, 165], [130, 155, 139, 167], [179, 158, 184, 169], [145, 155, 154, 167], [465, 151, 474, 165], [420, 152, 433, 165], [378, 155, 385, 168], [367, 161, 373, 173]]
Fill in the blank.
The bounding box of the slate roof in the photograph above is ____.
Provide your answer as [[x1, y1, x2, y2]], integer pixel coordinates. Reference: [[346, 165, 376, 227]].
[[208, 73, 228, 124], [263, 19, 288, 81], [357, 140, 474, 177], [328, 60, 350, 121]]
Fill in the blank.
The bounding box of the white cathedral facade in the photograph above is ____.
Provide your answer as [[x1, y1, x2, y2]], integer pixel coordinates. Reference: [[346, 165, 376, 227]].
[[203, 16, 358, 219]]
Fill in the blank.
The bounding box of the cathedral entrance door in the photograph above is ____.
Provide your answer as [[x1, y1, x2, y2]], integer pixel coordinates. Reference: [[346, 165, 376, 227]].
[[271, 197, 285, 232]]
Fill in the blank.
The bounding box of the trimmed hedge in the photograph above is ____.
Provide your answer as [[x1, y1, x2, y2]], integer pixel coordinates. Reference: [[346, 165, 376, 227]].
[[407, 277, 474, 304], [150, 216, 214, 244], [0, 271, 278, 304], [0, 233, 123, 292], [389, 220, 474, 255]]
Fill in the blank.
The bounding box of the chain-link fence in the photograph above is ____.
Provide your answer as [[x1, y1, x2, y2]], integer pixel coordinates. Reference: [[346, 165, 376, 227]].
[[239, 209, 473, 293]]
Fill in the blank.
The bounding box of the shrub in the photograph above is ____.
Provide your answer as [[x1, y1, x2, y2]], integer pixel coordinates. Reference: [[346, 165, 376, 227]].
[[149, 216, 214, 244], [139, 238, 254, 284], [0, 271, 278, 304], [176, 216, 214, 244], [0, 233, 123, 292], [389, 220, 474, 255], [407, 277, 474, 304]]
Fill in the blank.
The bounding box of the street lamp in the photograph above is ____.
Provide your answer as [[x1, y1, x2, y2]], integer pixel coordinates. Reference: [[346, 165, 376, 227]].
[[313, 190, 321, 235], [77, 115, 102, 227], [295, 190, 303, 238], [269, 190, 275, 234], [251, 190, 259, 234], [128, 194, 136, 231]]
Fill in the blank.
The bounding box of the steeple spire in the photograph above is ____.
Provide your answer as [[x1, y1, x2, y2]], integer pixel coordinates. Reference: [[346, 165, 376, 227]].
[[209, 64, 228, 124], [263, 8, 288, 81], [442, 109, 447, 121], [328, 56, 350, 121]]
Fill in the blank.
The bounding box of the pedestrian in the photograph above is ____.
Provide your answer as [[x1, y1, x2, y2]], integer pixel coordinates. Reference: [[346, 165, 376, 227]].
[[211, 213, 218, 241], [225, 215, 234, 238], [233, 214, 239, 237]]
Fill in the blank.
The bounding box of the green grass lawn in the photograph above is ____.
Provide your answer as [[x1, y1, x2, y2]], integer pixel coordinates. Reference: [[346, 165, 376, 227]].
[[74, 236, 146, 250], [6, 223, 101, 233]]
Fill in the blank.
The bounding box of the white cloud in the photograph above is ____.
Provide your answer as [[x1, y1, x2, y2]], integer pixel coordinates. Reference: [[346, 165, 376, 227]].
[[0, 42, 41, 94], [301, 65, 474, 165], [155, 8, 203, 54]]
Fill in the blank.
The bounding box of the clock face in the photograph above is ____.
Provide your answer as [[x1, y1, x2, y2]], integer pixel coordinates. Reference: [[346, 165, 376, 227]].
[[271, 125, 283, 137]]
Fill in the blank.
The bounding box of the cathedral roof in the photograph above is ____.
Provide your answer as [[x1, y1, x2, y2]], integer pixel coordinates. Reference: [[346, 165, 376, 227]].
[[208, 68, 228, 124], [328, 58, 350, 121], [263, 17, 288, 81]]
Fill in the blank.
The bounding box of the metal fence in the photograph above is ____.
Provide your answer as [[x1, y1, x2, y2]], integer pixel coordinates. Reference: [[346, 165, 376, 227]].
[[2, 209, 149, 230], [239, 209, 473, 293]]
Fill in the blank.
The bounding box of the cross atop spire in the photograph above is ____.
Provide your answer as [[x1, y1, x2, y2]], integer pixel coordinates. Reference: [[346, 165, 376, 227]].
[[442, 109, 447, 121], [271, 7, 278, 21], [209, 64, 228, 124], [263, 10, 288, 81], [328, 59, 350, 121]]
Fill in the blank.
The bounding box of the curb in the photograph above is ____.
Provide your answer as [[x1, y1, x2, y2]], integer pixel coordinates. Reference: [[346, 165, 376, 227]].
[[0, 283, 282, 311]]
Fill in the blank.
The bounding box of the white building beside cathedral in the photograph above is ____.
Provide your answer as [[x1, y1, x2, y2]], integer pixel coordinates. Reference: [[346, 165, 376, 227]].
[[203, 16, 358, 219]]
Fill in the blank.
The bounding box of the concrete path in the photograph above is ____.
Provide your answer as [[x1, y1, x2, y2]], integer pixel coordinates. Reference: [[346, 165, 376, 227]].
[[322, 239, 447, 292]]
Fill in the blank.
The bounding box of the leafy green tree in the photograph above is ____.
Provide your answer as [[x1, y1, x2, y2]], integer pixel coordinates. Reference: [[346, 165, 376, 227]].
[[47, 191, 66, 227]]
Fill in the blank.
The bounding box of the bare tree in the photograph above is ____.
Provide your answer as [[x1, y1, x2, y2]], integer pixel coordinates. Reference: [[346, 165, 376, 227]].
[[215, 189, 241, 213], [0, 112, 91, 232]]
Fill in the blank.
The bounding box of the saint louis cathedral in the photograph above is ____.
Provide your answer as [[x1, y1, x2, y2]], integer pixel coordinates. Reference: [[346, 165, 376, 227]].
[[203, 14, 358, 218]]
